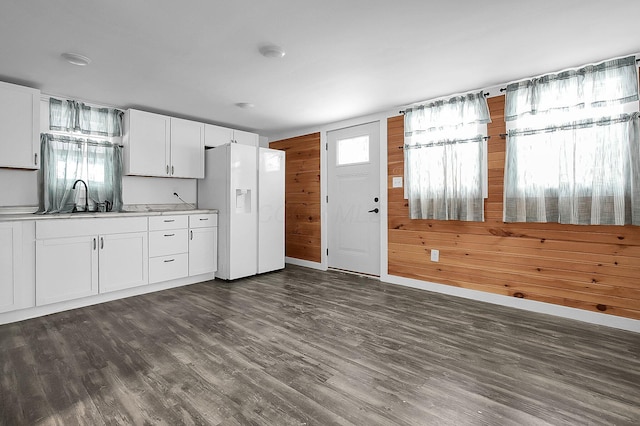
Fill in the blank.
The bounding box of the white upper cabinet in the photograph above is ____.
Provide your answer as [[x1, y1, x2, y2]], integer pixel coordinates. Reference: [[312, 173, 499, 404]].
[[0, 81, 40, 169], [123, 109, 204, 179], [204, 123, 258, 148], [234, 129, 259, 147], [204, 124, 233, 148], [123, 109, 170, 177], [170, 117, 204, 178]]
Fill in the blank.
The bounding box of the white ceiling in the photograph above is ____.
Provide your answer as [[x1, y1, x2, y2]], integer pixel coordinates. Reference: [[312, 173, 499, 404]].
[[1, 1, 639, 138]]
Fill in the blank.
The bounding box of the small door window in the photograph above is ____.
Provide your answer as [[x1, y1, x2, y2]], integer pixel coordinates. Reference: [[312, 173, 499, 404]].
[[337, 135, 369, 165]]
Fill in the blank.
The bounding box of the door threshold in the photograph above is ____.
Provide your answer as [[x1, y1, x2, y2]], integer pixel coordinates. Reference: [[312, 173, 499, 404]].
[[328, 267, 379, 279]]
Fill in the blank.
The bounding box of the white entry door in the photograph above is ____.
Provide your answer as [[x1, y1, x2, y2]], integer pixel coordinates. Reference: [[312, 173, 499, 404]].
[[327, 121, 380, 275]]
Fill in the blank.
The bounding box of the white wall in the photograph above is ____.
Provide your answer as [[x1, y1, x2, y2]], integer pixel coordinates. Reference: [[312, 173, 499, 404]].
[[0, 169, 38, 207], [122, 176, 196, 205]]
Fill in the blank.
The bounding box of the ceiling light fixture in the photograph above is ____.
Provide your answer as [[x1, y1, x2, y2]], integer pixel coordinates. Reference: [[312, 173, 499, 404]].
[[61, 52, 91, 66], [235, 102, 255, 109], [259, 45, 286, 59]]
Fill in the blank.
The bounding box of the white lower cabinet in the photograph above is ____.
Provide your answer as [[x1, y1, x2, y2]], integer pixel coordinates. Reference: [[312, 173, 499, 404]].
[[35, 218, 148, 306], [148, 215, 189, 284], [2, 212, 218, 321], [0, 223, 20, 313], [0, 222, 34, 313], [99, 232, 148, 294], [36, 236, 98, 306], [149, 253, 189, 283], [189, 213, 218, 276]]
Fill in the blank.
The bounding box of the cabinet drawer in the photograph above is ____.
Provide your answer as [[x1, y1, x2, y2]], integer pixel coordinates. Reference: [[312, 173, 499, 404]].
[[149, 253, 188, 284], [149, 229, 188, 257], [149, 215, 188, 231], [189, 213, 217, 228]]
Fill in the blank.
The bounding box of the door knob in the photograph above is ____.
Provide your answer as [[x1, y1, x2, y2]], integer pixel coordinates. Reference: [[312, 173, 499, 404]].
[[368, 208, 379, 213]]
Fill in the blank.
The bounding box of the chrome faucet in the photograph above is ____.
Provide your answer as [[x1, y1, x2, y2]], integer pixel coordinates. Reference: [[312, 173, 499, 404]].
[[72, 179, 89, 212]]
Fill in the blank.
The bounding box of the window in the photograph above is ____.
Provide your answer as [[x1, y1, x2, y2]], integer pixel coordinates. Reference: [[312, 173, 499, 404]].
[[40, 98, 124, 213], [404, 91, 491, 221], [337, 135, 369, 165], [504, 56, 640, 226]]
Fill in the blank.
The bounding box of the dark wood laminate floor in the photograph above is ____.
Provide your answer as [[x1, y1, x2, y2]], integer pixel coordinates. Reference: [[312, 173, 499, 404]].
[[1, 265, 639, 425]]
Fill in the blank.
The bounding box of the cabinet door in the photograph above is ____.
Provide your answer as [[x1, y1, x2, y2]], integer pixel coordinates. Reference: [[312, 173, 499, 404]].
[[0, 223, 21, 313], [0, 82, 40, 169], [170, 117, 204, 178], [189, 226, 217, 276], [36, 236, 98, 306], [233, 129, 259, 147], [125, 109, 170, 177], [99, 232, 149, 294], [204, 124, 233, 148]]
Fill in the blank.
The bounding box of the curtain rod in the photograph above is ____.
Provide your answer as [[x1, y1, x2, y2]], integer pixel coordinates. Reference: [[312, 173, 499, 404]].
[[399, 136, 490, 149], [403, 55, 640, 106], [43, 134, 123, 148]]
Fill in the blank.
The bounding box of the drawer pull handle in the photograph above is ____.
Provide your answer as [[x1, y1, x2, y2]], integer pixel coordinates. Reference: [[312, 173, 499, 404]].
[[164, 233, 175, 237], [93, 238, 96, 250], [190, 230, 193, 240], [100, 237, 104, 249], [164, 259, 175, 263], [163, 219, 175, 222], [199, 218, 208, 221]]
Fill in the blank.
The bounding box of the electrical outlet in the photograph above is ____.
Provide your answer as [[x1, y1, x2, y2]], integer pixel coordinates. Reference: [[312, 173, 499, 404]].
[[430, 249, 439, 262]]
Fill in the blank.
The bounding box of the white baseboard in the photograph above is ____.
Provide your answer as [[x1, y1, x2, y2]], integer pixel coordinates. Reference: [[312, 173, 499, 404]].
[[285, 257, 326, 271], [383, 274, 640, 333]]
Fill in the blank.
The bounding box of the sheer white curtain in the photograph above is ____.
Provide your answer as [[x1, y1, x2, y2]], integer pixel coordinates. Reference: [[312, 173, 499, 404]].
[[504, 56, 640, 225], [404, 92, 490, 221], [49, 98, 123, 137], [40, 98, 125, 214], [40, 134, 124, 214]]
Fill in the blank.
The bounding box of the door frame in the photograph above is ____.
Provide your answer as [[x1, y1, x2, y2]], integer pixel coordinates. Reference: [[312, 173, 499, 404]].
[[320, 114, 389, 280], [326, 121, 381, 276]]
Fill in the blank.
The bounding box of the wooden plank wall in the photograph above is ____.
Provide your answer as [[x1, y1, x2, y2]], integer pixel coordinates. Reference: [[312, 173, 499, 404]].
[[388, 96, 640, 320], [270, 133, 322, 263]]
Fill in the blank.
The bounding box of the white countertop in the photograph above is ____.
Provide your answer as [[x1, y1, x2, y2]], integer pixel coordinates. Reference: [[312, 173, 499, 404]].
[[0, 209, 218, 222]]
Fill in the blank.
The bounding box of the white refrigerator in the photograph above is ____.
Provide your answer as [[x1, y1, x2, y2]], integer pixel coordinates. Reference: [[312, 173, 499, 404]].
[[258, 147, 285, 274], [198, 143, 285, 280]]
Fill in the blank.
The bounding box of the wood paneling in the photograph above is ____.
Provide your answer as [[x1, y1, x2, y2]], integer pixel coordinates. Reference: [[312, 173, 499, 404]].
[[270, 133, 322, 263], [387, 96, 640, 320]]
